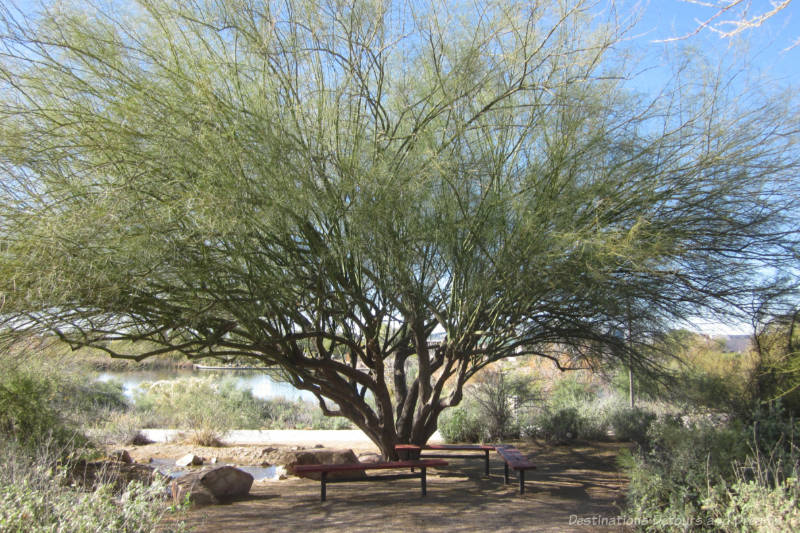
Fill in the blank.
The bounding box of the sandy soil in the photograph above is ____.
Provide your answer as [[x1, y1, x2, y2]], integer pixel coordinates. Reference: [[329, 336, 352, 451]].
[[128, 437, 633, 533]]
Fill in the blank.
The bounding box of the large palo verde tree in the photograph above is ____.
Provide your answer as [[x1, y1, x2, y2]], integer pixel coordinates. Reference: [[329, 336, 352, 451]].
[[0, 0, 798, 457]]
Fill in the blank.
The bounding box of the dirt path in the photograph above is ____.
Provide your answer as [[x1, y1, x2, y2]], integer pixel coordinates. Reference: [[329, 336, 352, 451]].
[[152, 440, 632, 532]]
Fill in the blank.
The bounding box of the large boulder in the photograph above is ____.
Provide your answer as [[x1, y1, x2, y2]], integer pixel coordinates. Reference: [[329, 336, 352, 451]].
[[171, 466, 254, 507], [269, 448, 365, 480]]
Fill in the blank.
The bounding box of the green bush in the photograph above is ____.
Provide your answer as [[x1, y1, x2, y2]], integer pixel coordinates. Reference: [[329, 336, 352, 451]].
[[702, 478, 800, 532], [549, 376, 597, 407], [535, 407, 583, 444], [438, 401, 484, 443], [0, 370, 60, 445], [608, 406, 656, 446], [622, 417, 752, 531], [438, 369, 539, 443], [0, 363, 92, 450], [473, 370, 539, 441], [132, 376, 354, 435], [526, 375, 609, 443], [0, 440, 186, 533], [133, 376, 265, 440]]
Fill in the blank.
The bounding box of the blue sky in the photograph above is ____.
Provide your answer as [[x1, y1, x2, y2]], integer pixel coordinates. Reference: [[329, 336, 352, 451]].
[[12, 0, 797, 88], [632, 0, 799, 86]]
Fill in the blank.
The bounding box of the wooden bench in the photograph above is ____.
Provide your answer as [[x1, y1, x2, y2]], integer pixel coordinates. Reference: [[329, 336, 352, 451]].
[[495, 445, 536, 494], [292, 459, 448, 501], [395, 444, 496, 476]]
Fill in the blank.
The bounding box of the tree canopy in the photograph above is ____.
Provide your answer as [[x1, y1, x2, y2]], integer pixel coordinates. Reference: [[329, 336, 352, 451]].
[[1, 0, 798, 456]]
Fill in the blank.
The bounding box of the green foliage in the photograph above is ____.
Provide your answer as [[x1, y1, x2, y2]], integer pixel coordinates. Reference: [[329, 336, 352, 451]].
[[438, 401, 485, 443], [529, 375, 609, 443], [0, 353, 108, 450], [623, 418, 748, 530], [132, 376, 353, 435], [620, 407, 800, 531], [473, 370, 539, 441], [133, 377, 261, 442], [611, 330, 759, 416], [0, 369, 62, 447], [0, 350, 187, 533], [608, 407, 656, 446], [0, 440, 186, 533], [753, 311, 800, 416], [535, 407, 585, 444], [439, 369, 539, 443], [702, 478, 800, 532], [550, 376, 598, 406]]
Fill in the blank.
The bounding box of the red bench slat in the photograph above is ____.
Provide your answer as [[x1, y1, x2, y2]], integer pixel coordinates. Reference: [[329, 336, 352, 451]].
[[292, 459, 447, 474], [495, 446, 536, 470], [395, 444, 495, 451]]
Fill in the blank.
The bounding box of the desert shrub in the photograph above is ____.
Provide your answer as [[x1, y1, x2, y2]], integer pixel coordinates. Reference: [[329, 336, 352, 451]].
[[86, 409, 152, 446], [526, 375, 609, 443], [0, 439, 186, 533], [549, 375, 597, 407], [532, 406, 607, 443], [438, 369, 539, 443], [608, 406, 656, 445], [133, 376, 268, 441], [0, 347, 186, 532], [0, 369, 62, 446], [132, 376, 353, 435], [535, 407, 583, 444], [473, 370, 539, 441], [438, 401, 484, 443], [703, 478, 800, 532], [622, 417, 753, 531], [308, 407, 354, 430], [0, 360, 94, 450]]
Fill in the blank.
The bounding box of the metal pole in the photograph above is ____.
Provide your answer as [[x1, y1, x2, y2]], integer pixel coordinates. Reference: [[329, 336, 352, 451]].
[[421, 467, 427, 496], [321, 471, 327, 502]]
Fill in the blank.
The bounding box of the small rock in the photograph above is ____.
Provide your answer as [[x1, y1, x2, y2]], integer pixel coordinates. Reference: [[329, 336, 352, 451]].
[[209, 457, 218, 464], [109, 450, 133, 464], [274, 466, 288, 480], [358, 452, 382, 464], [176, 453, 204, 467], [314, 444, 324, 448]]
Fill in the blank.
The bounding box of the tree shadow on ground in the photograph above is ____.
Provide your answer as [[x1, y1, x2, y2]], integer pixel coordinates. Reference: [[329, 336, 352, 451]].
[[173, 440, 632, 533]]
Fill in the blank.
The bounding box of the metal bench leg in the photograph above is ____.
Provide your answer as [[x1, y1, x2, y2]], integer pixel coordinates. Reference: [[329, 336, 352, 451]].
[[519, 470, 525, 494], [421, 466, 427, 496], [484, 450, 490, 476], [321, 471, 327, 502], [504, 462, 509, 484]]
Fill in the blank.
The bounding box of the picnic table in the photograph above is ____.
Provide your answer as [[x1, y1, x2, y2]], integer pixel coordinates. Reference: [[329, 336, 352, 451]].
[[396, 443, 536, 493], [395, 443, 496, 475], [292, 459, 448, 502]]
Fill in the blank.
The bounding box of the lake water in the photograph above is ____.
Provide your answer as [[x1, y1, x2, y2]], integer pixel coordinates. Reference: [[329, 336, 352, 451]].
[[95, 368, 316, 402], [148, 458, 282, 481]]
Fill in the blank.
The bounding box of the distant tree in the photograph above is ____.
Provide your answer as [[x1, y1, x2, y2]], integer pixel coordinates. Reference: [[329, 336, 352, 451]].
[[753, 309, 800, 413], [0, 0, 798, 457]]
